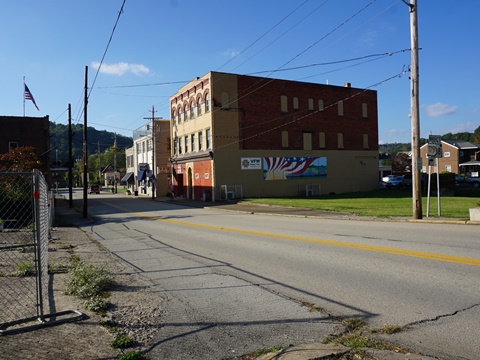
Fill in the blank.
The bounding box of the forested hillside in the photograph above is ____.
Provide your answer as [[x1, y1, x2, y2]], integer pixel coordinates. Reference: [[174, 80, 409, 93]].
[[380, 126, 480, 154], [49, 122, 133, 166]]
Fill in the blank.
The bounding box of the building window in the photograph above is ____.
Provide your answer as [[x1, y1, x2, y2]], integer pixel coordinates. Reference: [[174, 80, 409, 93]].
[[206, 128, 211, 149], [179, 137, 182, 154], [362, 103, 368, 118], [293, 97, 299, 110], [319, 132, 326, 148], [445, 165, 452, 172], [173, 138, 177, 155], [303, 132, 312, 150], [198, 131, 203, 151], [184, 105, 189, 121], [142, 141, 146, 153], [281, 131, 289, 148], [338, 101, 344, 116], [8, 141, 19, 151], [197, 99, 202, 116], [191, 134, 195, 152], [136, 143, 141, 154], [147, 139, 152, 151], [190, 103, 195, 119], [178, 108, 182, 123], [281, 95, 288, 113], [184, 135, 189, 153], [318, 99, 324, 111], [363, 134, 369, 149], [205, 95, 210, 112], [337, 133, 344, 149], [308, 98, 314, 111], [172, 110, 176, 124]]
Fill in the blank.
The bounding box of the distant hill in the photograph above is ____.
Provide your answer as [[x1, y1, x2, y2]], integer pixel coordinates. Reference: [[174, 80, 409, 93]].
[[49, 122, 133, 166], [380, 126, 480, 154]]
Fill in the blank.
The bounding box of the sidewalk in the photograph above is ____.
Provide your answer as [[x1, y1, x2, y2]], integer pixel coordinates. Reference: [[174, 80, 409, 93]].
[[74, 195, 442, 360]]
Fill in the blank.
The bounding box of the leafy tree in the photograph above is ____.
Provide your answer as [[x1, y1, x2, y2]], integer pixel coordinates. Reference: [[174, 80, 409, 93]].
[[0, 146, 40, 172]]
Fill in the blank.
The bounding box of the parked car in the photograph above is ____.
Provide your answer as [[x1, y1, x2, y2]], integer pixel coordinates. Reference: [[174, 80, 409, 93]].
[[465, 177, 480, 188], [382, 175, 396, 182], [402, 174, 412, 186], [89, 184, 101, 194], [455, 174, 465, 183], [385, 175, 405, 189]]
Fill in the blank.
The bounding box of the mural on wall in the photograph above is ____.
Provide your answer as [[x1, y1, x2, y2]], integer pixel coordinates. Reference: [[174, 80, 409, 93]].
[[263, 157, 327, 181]]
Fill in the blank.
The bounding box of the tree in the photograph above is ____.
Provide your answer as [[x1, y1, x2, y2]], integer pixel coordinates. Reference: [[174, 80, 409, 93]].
[[392, 152, 411, 173], [0, 146, 40, 172]]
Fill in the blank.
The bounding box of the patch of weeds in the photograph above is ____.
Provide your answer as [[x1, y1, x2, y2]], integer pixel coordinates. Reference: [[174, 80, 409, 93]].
[[118, 351, 145, 360], [59, 244, 75, 253], [100, 319, 119, 328], [342, 318, 365, 332], [13, 261, 35, 277], [255, 345, 285, 356], [337, 331, 376, 349], [379, 324, 404, 334], [65, 260, 113, 298], [48, 263, 70, 274], [111, 334, 135, 349], [300, 300, 326, 313], [84, 295, 111, 313]]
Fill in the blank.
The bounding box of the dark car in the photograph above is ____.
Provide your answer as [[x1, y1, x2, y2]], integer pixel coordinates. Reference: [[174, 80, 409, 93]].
[[89, 184, 101, 194]]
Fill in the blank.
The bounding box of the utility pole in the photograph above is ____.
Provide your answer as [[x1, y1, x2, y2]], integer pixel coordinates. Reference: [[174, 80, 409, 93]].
[[68, 103, 73, 208], [83, 66, 88, 219], [406, 0, 423, 219], [114, 133, 118, 194], [98, 141, 101, 184]]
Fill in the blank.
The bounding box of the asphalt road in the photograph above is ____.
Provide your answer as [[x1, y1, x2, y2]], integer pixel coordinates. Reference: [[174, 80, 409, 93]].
[[76, 191, 480, 359]]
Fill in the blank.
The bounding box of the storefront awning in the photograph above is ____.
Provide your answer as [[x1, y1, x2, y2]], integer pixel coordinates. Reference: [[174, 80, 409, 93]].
[[137, 170, 146, 181], [121, 172, 134, 182]]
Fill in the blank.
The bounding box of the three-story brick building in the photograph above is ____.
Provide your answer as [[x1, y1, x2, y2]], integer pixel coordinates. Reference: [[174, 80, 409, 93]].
[[169, 71, 379, 201]]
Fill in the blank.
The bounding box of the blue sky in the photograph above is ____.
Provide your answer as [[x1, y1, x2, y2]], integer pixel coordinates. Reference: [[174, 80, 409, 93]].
[[1, 0, 479, 144]]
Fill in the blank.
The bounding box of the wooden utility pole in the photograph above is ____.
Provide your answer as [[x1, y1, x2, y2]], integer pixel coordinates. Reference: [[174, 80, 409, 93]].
[[83, 66, 88, 218], [408, 0, 422, 219], [114, 133, 117, 194], [68, 103, 73, 208]]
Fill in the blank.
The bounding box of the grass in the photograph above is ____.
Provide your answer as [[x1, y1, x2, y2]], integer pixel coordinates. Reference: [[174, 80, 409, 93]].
[[243, 188, 479, 218]]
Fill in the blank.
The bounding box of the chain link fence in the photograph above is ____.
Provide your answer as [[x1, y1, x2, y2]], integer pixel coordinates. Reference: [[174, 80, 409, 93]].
[[0, 170, 81, 334]]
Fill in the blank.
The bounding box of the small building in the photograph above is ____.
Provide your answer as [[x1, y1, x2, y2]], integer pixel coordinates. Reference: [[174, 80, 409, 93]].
[[127, 120, 171, 196], [420, 139, 480, 174], [169, 71, 379, 201]]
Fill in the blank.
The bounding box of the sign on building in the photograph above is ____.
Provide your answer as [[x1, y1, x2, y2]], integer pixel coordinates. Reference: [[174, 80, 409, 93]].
[[241, 158, 261, 170]]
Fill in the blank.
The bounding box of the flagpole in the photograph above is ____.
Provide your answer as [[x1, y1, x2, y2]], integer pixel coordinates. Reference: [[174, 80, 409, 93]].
[[23, 76, 26, 117]]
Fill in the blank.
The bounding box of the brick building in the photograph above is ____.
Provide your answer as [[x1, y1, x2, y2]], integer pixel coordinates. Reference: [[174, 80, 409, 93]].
[[0, 115, 50, 176], [419, 139, 480, 175], [169, 72, 379, 201]]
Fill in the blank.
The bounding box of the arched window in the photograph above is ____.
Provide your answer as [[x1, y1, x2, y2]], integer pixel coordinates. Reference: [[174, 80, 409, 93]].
[[205, 95, 210, 112], [184, 105, 189, 121], [172, 109, 176, 124], [197, 98, 202, 116], [178, 107, 182, 123], [190, 102, 195, 119]]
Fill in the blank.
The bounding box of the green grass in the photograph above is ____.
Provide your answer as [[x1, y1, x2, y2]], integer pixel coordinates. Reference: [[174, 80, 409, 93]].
[[243, 188, 480, 218]]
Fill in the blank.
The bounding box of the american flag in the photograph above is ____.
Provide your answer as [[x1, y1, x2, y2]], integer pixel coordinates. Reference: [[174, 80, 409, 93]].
[[24, 84, 39, 111], [264, 157, 317, 176]]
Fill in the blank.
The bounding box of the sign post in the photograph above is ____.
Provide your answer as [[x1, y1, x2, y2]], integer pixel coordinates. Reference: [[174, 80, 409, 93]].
[[426, 135, 442, 217]]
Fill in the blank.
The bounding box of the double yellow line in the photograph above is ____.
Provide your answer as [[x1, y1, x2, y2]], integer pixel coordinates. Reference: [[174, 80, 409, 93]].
[[107, 202, 480, 267]]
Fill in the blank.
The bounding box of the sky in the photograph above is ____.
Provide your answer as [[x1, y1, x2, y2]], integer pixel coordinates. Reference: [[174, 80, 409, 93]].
[[1, 0, 479, 146]]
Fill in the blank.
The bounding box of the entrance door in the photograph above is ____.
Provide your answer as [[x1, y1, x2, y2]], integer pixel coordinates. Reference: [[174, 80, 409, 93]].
[[176, 174, 184, 197], [187, 168, 193, 199]]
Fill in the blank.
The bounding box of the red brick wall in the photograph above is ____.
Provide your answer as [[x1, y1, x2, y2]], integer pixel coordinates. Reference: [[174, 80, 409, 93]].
[[235, 76, 378, 151]]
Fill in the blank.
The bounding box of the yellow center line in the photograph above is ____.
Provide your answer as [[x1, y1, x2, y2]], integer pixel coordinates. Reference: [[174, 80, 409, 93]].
[[105, 202, 480, 267]]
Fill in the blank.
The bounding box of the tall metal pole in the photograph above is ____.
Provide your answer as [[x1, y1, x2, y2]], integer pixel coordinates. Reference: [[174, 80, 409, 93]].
[[68, 103, 73, 208], [83, 66, 88, 219], [408, 0, 422, 219]]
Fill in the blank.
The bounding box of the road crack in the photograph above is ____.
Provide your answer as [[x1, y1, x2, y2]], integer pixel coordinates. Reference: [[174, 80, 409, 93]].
[[408, 303, 480, 327]]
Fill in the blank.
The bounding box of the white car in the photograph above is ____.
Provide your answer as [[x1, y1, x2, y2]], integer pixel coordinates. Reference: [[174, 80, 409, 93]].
[[385, 175, 405, 189]]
